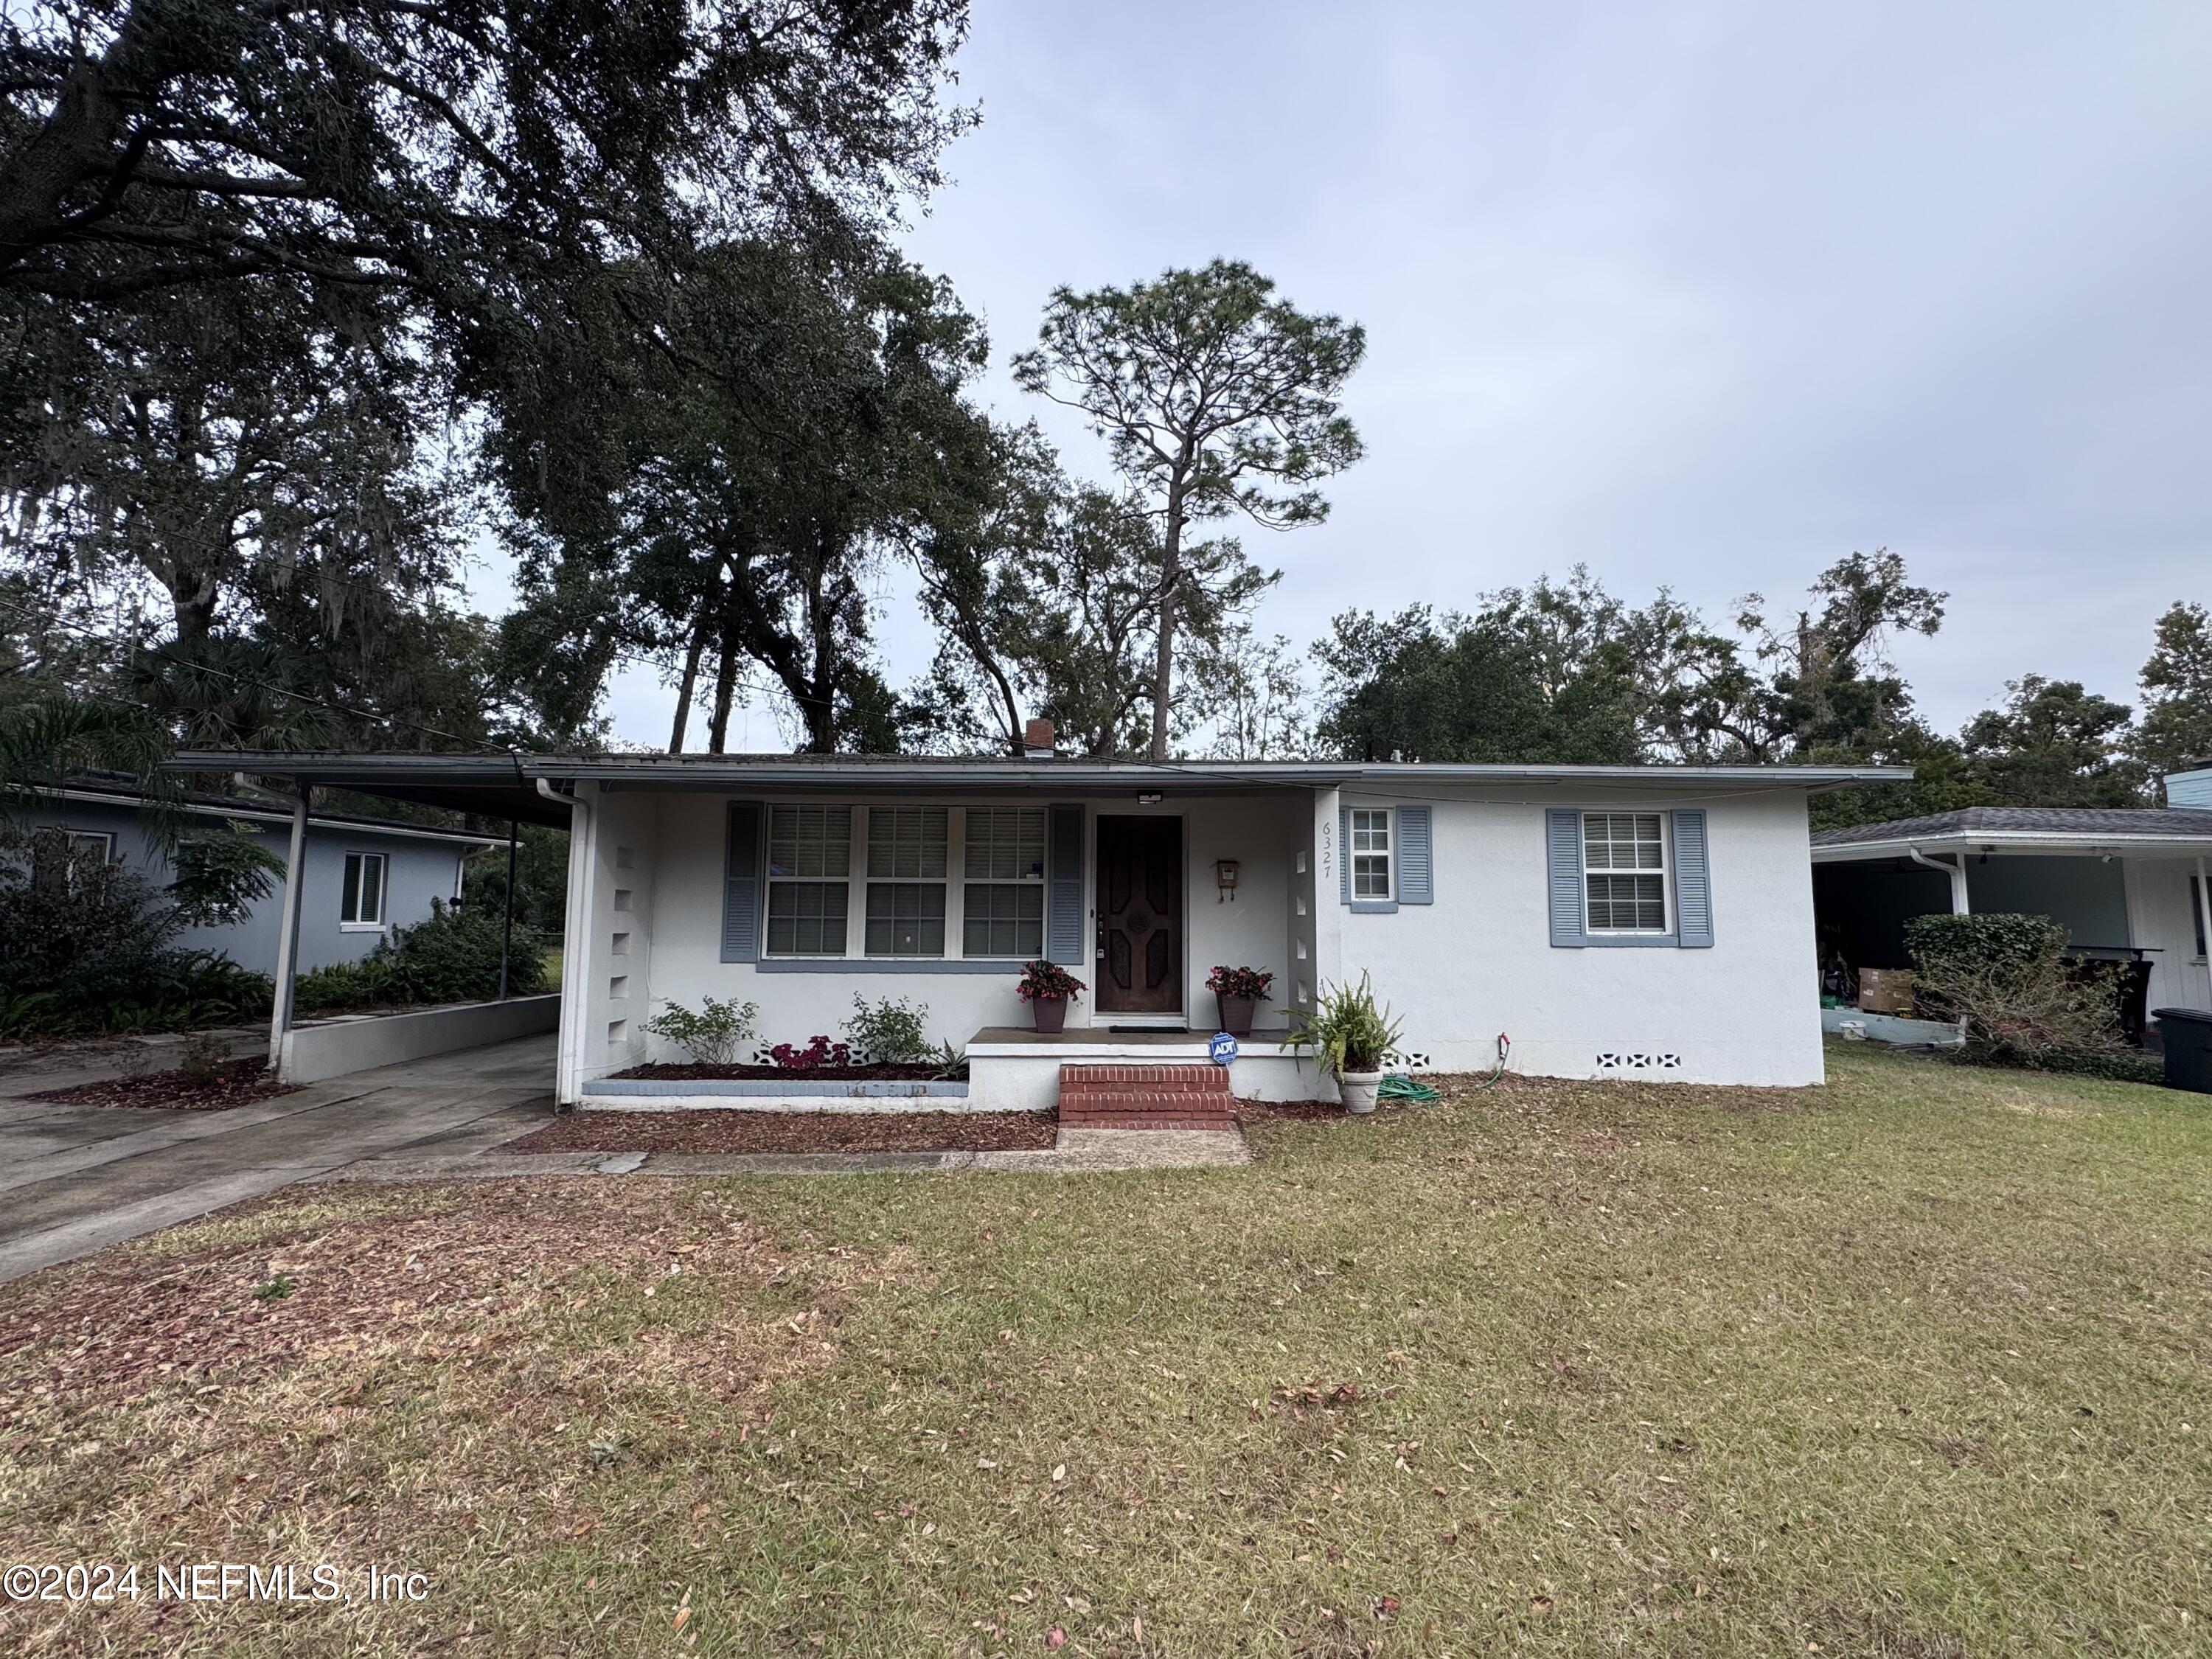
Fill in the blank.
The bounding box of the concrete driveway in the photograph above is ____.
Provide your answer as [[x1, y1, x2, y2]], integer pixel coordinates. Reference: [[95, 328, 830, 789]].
[[0, 1034, 554, 1284]]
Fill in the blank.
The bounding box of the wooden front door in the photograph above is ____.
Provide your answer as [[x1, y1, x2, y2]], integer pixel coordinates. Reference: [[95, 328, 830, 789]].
[[1095, 815, 1183, 1016]]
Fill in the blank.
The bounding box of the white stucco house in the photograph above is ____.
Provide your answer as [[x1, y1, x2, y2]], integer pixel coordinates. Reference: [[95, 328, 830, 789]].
[[185, 745, 1906, 1106]]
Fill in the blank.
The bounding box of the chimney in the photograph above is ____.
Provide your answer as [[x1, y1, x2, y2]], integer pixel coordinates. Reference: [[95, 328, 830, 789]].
[[1023, 717, 1058, 759]]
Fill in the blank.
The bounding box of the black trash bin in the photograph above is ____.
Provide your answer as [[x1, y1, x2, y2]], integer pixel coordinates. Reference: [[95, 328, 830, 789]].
[[2150, 1008, 2212, 1094]]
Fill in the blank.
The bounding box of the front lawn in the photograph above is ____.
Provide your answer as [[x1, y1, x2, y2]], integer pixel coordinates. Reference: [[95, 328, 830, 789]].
[[3, 1044, 2207, 1655]]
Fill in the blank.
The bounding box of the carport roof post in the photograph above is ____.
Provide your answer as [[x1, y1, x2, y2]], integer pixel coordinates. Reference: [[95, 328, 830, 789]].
[[267, 787, 311, 1074]]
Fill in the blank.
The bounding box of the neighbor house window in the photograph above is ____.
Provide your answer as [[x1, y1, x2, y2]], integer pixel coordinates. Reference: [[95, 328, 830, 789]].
[[341, 851, 386, 927], [1350, 809, 1392, 900], [864, 805, 947, 957], [963, 806, 1046, 957], [766, 805, 851, 956], [32, 829, 113, 893], [1582, 812, 1667, 933], [2193, 875, 2208, 960]]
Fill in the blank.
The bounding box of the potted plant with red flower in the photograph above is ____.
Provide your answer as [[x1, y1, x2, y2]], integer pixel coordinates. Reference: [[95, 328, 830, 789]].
[[1015, 959, 1086, 1034], [1205, 965, 1273, 1037]]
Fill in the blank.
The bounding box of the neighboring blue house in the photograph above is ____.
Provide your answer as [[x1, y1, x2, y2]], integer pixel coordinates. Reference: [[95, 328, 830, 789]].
[[16, 774, 495, 975]]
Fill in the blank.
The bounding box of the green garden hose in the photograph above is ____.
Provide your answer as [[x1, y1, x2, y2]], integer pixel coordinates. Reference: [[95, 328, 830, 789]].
[[1377, 1074, 1440, 1103]]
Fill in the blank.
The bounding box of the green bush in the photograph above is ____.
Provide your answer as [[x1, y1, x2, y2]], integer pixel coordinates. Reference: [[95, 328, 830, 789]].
[[1905, 911, 2138, 1075], [294, 899, 546, 1012], [641, 996, 759, 1066], [842, 994, 933, 1064], [1904, 913, 2070, 984], [0, 828, 273, 1037]]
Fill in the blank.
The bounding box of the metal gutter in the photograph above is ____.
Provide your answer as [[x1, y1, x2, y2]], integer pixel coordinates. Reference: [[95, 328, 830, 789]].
[[171, 751, 1910, 794], [42, 785, 501, 848], [1813, 830, 2212, 862]]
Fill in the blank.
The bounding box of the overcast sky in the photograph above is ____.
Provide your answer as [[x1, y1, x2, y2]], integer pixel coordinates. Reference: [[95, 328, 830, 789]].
[[568, 0, 2211, 749]]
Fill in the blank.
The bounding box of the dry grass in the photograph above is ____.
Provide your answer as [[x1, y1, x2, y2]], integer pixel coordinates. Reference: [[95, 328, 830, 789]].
[[2, 1042, 2208, 1655]]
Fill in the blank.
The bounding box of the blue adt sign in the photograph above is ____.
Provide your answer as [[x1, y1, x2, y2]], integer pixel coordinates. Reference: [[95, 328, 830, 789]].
[[1208, 1031, 1239, 1066]]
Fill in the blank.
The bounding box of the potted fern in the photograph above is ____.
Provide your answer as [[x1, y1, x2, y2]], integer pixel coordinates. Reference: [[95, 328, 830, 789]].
[[1290, 975, 1402, 1114]]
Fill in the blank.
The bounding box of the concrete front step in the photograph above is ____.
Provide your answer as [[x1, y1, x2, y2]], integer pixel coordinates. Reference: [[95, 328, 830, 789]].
[[1057, 1062, 1237, 1130]]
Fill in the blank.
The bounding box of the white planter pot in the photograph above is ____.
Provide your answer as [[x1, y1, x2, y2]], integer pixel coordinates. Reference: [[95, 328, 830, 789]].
[[1339, 1071, 1383, 1114]]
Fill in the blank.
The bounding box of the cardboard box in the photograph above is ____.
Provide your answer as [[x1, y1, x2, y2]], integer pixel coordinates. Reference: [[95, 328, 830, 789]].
[[1857, 967, 1916, 1017]]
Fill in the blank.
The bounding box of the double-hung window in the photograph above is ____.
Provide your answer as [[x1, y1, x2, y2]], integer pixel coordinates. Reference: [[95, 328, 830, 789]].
[[2192, 875, 2208, 961], [1350, 808, 1393, 900], [1582, 812, 1667, 933], [32, 829, 114, 893], [865, 807, 948, 957], [766, 805, 851, 956], [963, 807, 1046, 957], [341, 851, 386, 928]]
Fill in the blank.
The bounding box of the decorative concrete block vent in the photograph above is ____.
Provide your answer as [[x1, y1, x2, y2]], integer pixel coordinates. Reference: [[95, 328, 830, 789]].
[[1057, 1063, 1237, 1131]]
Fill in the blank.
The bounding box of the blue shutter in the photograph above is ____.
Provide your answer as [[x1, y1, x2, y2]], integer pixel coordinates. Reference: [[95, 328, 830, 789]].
[[721, 801, 762, 962], [1338, 804, 1352, 905], [1046, 803, 1084, 965], [1546, 808, 1587, 947], [1672, 808, 1713, 947], [1397, 806, 1432, 904]]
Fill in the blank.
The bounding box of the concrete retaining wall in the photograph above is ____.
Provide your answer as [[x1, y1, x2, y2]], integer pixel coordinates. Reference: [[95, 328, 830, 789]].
[[280, 994, 560, 1084]]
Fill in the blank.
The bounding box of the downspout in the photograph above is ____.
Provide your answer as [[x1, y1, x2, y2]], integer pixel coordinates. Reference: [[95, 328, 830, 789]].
[[2197, 855, 2212, 1003], [1908, 846, 1969, 915], [538, 778, 591, 1108], [267, 787, 311, 1075]]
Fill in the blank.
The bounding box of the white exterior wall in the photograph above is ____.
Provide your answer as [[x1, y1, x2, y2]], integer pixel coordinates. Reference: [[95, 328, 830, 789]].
[[556, 780, 1830, 1097], [1337, 785, 1826, 1086], [619, 791, 1304, 1075], [2123, 856, 2212, 1013]]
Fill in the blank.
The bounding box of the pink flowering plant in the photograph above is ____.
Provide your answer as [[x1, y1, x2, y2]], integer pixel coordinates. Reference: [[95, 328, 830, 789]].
[[1204, 965, 1274, 1001], [767, 1034, 852, 1071], [1015, 959, 1086, 1002]]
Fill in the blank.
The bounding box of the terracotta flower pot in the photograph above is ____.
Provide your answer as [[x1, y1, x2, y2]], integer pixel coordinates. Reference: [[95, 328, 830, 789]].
[[1215, 994, 1255, 1037], [1032, 994, 1068, 1034]]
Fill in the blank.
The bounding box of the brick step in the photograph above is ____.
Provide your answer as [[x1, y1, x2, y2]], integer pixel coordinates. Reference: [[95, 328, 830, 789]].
[[1058, 1064, 1228, 1092], [1056, 1063, 1238, 1131], [1060, 1113, 1239, 1132]]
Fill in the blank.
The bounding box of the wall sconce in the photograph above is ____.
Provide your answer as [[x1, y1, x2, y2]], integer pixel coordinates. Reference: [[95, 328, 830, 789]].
[[1215, 859, 1240, 902]]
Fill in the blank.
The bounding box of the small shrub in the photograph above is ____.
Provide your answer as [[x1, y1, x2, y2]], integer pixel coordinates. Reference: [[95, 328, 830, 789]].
[[641, 996, 758, 1066], [293, 899, 545, 1013], [1290, 975, 1404, 1076], [1907, 910, 2135, 1070], [178, 1032, 232, 1079], [843, 995, 933, 1064]]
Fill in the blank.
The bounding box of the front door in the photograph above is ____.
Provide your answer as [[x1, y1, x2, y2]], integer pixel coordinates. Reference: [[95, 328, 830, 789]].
[[1095, 815, 1183, 1016]]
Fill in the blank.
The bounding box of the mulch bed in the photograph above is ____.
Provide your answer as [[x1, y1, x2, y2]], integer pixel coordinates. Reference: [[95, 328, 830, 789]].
[[501, 1108, 1058, 1155], [608, 1061, 959, 1082], [24, 1057, 299, 1112]]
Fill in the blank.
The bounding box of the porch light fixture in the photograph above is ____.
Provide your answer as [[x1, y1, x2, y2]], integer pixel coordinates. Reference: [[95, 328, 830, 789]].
[[1216, 859, 1240, 902], [1136, 791, 1164, 804]]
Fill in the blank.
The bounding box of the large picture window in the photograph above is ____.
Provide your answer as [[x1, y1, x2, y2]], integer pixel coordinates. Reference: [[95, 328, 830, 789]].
[[1350, 808, 1392, 900], [766, 805, 851, 956], [963, 807, 1046, 957], [864, 806, 948, 956], [341, 851, 386, 927], [1582, 812, 1667, 933]]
